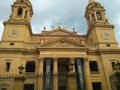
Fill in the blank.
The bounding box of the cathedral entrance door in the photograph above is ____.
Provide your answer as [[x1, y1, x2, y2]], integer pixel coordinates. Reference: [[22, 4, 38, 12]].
[[58, 58, 69, 90]]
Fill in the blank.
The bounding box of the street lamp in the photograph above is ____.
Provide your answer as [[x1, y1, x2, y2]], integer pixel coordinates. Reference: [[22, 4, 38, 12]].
[[13, 64, 25, 90], [18, 64, 24, 75]]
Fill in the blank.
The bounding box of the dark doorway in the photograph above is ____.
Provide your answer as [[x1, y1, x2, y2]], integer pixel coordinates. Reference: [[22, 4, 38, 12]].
[[1, 88, 6, 90], [58, 58, 69, 90], [58, 86, 66, 90], [24, 84, 34, 90], [92, 82, 102, 90]]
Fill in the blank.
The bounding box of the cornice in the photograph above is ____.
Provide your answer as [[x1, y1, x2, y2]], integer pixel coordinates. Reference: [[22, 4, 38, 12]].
[[3, 20, 30, 25], [87, 47, 120, 54], [98, 49, 120, 54], [87, 24, 114, 35], [37, 47, 88, 52], [0, 48, 38, 54], [31, 34, 87, 38]]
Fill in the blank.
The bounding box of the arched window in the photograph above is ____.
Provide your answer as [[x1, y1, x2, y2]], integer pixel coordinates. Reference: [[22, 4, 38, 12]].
[[17, 7, 23, 16], [96, 12, 102, 20], [24, 11, 27, 19], [91, 14, 95, 21]]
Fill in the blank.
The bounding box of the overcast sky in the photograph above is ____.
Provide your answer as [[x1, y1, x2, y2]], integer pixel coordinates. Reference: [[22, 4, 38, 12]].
[[0, 0, 120, 46]]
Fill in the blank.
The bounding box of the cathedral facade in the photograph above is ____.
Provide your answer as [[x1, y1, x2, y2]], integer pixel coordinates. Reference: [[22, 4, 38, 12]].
[[0, 0, 120, 90]]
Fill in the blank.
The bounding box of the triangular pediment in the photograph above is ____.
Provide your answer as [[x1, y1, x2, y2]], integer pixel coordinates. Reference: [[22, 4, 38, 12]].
[[39, 38, 87, 48], [42, 29, 78, 36]]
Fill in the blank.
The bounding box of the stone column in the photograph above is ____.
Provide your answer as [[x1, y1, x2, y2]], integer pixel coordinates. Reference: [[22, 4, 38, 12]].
[[94, 11, 98, 22], [38, 58, 44, 90], [22, 8, 26, 19], [53, 58, 58, 90], [68, 58, 77, 90], [83, 58, 92, 90], [69, 58, 76, 73]]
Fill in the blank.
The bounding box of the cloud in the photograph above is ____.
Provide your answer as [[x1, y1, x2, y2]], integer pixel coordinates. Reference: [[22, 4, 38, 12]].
[[113, 14, 120, 47], [0, 22, 4, 40], [31, 0, 87, 33]]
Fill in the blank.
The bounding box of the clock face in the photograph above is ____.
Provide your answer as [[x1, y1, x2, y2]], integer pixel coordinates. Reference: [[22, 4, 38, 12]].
[[101, 32, 110, 40], [9, 30, 19, 38]]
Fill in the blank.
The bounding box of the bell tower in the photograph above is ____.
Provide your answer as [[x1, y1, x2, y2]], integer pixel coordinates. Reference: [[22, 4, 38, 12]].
[[9, 0, 33, 22], [85, 0, 119, 49], [1, 0, 33, 43]]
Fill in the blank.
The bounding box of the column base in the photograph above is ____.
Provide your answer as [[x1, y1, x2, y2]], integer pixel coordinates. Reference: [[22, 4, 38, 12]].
[[67, 72, 77, 90], [53, 74, 58, 90]]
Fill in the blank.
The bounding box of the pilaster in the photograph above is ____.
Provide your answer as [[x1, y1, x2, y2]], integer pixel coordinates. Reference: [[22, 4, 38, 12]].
[[69, 58, 76, 73], [38, 58, 44, 90], [83, 58, 92, 90], [68, 58, 77, 90], [53, 58, 58, 90]]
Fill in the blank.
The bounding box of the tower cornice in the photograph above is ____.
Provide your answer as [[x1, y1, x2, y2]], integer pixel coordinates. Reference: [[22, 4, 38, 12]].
[[87, 24, 114, 35]]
